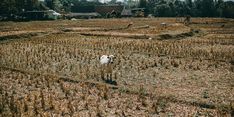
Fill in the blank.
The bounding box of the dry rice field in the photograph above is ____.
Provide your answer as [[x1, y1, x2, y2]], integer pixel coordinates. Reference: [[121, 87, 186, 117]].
[[0, 18, 234, 117]]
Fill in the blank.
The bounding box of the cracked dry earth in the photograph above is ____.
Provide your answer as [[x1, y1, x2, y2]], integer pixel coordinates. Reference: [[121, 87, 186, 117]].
[[0, 18, 234, 116]]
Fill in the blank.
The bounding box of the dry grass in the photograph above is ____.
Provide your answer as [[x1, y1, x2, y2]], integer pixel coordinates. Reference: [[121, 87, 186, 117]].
[[0, 18, 234, 116]]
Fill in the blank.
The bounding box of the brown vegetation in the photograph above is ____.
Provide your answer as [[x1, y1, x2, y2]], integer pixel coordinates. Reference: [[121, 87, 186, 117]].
[[0, 18, 234, 116]]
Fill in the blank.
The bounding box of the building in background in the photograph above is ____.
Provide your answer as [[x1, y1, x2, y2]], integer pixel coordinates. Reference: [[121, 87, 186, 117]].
[[95, 4, 124, 18]]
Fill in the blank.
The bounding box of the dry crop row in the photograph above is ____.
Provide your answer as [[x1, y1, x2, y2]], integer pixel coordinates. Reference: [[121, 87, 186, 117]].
[[0, 18, 233, 116]]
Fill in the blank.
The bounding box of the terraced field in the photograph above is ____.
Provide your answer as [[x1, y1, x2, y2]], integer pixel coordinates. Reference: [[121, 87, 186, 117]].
[[0, 18, 234, 116]]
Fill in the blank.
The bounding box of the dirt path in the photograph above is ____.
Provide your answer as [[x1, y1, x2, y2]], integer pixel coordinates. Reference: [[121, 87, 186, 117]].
[[75, 28, 203, 40]]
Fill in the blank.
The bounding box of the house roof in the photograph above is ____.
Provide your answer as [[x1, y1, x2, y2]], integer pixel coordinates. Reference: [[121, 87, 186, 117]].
[[131, 8, 145, 11], [121, 9, 132, 16], [95, 5, 124, 14], [67, 12, 100, 17]]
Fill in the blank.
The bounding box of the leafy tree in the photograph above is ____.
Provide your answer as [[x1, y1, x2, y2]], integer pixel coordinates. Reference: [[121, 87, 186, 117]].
[[194, 0, 216, 17], [25, 0, 40, 11], [108, 0, 117, 4], [45, 0, 53, 9], [138, 0, 148, 16], [71, 1, 102, 13], [16, 0, 26, 12], [202, 0, 215, 17], [222, 1, 234, 18], [154, 4, 171, 17], [45, 0, 62, 11], [0, 0, 17, 15], [147, 0, 156, 13], [139, 0, 147, 8], [185, 0, 194, 16], [53, 0, 62, 11], [215, 0, 224, 17], [1, 0, 234, 18], [185, 0, 193, 8], [174, 0, 184, 16]]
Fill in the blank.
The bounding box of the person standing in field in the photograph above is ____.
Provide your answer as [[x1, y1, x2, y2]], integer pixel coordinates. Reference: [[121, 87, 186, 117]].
[[184, 15, 191, 25]]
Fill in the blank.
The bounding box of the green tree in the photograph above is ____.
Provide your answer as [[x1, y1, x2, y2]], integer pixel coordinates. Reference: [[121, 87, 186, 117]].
[[147, 0, 156, 13], [174, 0, 184, 16], [214, 0, 224, 17], [194, 0, 202, 16], [185, 0, 193, 8], [139, 0, 148, 16], [185, 0, 194, 16], [25, 0, 40, 11], [54, 0, 62, 11], [45, 0, 62, 11], [194, 0, 215, 17], [0, 0, 17, 14], [108, 0, 117, 4], [222, 1, 234, 18], [139, 0, 147, 8], [154, 4, 171, 17]]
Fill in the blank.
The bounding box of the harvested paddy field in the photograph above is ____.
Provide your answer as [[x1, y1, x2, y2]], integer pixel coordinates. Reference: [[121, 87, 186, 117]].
[[0, 18, 234, 116]]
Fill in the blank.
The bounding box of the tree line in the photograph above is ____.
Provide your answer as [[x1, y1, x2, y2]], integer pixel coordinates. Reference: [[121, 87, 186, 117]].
[[0, 0, 233, 18], [142, 0, 234, 18]]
